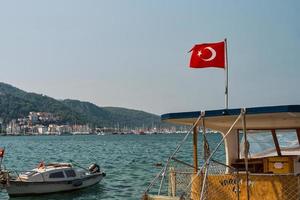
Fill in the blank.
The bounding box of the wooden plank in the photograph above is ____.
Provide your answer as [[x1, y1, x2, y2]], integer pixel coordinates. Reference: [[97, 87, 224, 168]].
[[271, 129, 282, 156], [237, 130, 240, 159], [169, 168, 176, 197], [145, 195, 180, 200]]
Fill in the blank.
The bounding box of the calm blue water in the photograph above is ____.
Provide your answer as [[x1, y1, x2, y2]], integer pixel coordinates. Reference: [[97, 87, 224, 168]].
[[0, 134, 224, 200]]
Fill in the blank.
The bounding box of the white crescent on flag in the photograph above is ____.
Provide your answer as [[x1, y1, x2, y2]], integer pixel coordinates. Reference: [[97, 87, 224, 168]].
[[201, 47, 216, 62]]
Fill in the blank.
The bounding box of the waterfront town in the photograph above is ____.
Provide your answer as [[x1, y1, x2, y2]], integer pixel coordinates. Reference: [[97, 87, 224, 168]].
[[0, 112, 90, 135], [0, 111, 180, 135]]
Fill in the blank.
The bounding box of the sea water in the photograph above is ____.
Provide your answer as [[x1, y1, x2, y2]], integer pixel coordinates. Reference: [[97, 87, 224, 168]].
[[0, 134, 224, 200]]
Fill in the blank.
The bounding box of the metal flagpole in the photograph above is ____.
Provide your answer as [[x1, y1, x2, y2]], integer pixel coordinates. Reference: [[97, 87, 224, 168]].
[[224, 38, 229, 109]]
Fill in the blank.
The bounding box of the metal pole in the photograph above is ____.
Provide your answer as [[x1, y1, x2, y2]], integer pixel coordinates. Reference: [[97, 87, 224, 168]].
[[225, 38, 229, 109], [193, 126, 198, 173], [242, 108, 250, 200]]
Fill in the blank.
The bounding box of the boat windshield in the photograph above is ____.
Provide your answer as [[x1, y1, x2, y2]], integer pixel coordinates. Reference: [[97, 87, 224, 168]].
[[239, 129, 300, 158], [21, 171, 38, 176], [276, 129, 300, 155]]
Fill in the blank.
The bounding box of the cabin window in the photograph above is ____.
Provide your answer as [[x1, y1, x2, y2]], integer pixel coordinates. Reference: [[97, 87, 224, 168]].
[[276, 129, 300, 155], [239, 130, 276, 158], [49, 171, 65, 178], [65, 170, 76, 178]]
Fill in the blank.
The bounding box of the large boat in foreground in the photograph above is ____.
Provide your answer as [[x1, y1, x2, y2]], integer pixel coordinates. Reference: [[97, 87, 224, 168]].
[[0, 162, 105, 197], [143, 105, 300, 200]]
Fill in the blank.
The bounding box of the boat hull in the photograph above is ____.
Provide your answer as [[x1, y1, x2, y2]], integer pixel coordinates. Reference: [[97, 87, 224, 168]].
[[6, 173, 104, 197]]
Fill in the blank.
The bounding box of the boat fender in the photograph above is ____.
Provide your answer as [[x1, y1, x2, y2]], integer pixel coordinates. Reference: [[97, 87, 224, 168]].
[[88, 163, 100, 174]]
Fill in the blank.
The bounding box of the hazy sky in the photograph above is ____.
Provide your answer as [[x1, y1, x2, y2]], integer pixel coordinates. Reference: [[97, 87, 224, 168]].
[[0, 0, 299, 115]]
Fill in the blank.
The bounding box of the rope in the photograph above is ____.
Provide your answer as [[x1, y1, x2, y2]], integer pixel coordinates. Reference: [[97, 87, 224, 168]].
[[181, 112, 243, 198]]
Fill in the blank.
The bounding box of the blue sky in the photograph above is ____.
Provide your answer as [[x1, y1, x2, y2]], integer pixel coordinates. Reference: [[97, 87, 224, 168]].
[[0, 0, 299, 114]]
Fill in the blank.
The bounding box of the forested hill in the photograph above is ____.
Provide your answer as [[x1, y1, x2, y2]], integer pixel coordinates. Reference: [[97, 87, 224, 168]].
[[0, 82, 163, 128]]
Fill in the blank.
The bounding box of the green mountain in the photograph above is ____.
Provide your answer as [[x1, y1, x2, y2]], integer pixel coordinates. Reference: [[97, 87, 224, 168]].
[[62, 99, 161, 128], [0, 82, 164, 128]]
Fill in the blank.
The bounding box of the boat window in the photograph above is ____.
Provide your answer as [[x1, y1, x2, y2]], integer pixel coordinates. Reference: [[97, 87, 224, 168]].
[[276, 129, 300, 155], [239, 130, 276, 158], [49, 171, 65, 178], [65, 169, 76, 178]]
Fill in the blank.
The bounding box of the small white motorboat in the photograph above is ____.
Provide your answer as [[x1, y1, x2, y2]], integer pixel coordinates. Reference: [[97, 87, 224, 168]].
[[0, 161, 106, 197]]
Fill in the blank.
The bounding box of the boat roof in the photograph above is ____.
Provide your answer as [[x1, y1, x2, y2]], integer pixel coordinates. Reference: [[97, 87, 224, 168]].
[[161, 105, 300, 130], [33, 163, 73, 173]]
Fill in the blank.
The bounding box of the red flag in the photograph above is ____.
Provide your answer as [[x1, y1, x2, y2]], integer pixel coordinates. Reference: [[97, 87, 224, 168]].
[[189, 41, 225, 68], [0, 148, 4, 158]]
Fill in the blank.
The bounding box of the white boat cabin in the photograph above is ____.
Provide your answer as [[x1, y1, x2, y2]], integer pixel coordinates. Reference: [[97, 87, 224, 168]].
[[18, 163, 86, 182], [161, 105, 300, 175]]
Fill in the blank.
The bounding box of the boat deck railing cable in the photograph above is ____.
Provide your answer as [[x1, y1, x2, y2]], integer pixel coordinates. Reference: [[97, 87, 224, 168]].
[[180, 111, 243, 199], [144, 113, 203, 195], [157, 113, 203, 195], [144, 167, 165, 194]]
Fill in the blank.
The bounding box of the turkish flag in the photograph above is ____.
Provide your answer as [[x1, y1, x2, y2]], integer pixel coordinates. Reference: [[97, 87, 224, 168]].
[[189, 41, 225, 68]]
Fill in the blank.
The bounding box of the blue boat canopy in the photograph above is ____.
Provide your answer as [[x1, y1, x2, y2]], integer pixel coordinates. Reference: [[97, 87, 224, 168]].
[[161, 105, 300, 130]]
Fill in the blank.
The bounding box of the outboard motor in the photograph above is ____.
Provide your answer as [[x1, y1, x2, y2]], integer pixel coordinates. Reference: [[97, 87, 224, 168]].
[[0, 170, 9, 188], [88, 163, 100, 174]]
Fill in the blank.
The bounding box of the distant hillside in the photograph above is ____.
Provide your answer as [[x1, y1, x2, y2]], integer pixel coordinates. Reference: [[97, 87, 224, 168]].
[[62, 99, 161, 128], [0, 82, 164, 128]]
